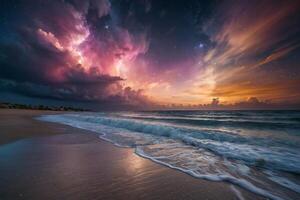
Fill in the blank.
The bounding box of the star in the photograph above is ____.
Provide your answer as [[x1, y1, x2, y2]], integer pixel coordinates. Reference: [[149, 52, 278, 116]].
[[194, 43, 204, 49]]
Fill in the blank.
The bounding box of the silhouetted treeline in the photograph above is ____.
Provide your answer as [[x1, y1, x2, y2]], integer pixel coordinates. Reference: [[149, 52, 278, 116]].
[[0, 102, 88, 111]]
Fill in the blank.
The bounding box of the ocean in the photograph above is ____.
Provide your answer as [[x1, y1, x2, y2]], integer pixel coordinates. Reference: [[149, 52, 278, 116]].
[[39, 110, 300, 200]]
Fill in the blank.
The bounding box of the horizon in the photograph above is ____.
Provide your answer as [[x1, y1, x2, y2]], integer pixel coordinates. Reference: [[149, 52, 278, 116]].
[[1, 0, 300, 110], [1, 101, 300, 111]]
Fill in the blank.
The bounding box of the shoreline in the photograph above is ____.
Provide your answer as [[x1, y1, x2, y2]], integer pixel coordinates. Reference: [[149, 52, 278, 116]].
[[0, 109, 265, 200], [0, 109, 71, 145]]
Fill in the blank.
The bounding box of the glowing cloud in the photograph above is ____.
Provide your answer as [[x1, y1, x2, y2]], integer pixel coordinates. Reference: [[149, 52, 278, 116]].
[[0, 0, 300, 109]]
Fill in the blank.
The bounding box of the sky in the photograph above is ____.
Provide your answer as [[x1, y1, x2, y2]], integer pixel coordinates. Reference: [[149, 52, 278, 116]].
[[0, 0, 300, 110]]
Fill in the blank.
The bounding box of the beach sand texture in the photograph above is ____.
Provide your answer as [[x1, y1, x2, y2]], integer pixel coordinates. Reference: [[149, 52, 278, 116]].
[[0, 109, 265, 200]]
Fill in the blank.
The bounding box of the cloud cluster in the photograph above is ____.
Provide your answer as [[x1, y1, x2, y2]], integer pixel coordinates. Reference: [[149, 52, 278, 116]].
[[1, 0, 299, 109], [185, 0, 300, 104], [0, 0, 150, 108]]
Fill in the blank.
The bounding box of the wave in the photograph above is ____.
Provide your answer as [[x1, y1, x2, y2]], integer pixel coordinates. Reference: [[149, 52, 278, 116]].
[[135, 147, 284, 200], [39, 114, 300, 174], [121, 112, 300, 123], [38, 113, 300, 200], [123, 115, 300, 130]]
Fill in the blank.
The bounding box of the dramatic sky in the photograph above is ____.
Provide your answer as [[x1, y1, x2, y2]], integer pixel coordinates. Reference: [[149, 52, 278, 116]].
[[0, 0, 300, 109]]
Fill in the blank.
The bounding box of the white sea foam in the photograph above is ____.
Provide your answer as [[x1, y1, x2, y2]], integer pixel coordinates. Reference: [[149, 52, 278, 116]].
[[265, 171, 300, 194], [230, 185, 246, 200], [135, 147, 284, 200], [38, 113, 300, 200], [38, 114, 300, 174]]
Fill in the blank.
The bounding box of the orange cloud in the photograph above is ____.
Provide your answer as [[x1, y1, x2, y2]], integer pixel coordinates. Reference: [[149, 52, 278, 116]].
[[181, 1, 300, 105]]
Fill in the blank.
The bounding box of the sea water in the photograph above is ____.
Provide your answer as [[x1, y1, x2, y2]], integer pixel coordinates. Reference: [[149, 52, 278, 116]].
[[39, 110, 300, 200]]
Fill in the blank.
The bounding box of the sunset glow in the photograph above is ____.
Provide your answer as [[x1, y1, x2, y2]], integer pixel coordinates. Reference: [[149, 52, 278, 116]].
[[1, 0, 300, 109]]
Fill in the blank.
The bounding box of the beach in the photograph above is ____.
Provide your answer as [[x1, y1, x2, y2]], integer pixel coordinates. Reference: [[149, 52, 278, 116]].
[[0, 109, 269, 200]]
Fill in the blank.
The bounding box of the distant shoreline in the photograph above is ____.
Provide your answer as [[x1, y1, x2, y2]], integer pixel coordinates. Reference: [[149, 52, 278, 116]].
[[0, 102, 88, 112]]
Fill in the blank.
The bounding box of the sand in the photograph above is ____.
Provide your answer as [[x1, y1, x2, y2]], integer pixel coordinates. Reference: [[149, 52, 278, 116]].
[[0, 109, 265, 200], [0, 109, 66, 145]]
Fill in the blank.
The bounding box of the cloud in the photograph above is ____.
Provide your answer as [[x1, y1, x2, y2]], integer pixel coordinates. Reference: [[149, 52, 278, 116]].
[[0, 0, 151, 108], [70, 0, 111, 18], [185, 0, 300, 104], [1, 0, 300, 109]]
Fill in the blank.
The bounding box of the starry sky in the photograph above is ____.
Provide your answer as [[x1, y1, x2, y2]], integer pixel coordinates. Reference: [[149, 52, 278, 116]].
[[0, 0, 300, 109]]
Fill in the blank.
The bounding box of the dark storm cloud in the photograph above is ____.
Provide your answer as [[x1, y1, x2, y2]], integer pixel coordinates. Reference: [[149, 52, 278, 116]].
[[0, 25, 122, 101], [0, 0, 152, 107], [1, 0, 299, 109], [1, 0, 214, 107]]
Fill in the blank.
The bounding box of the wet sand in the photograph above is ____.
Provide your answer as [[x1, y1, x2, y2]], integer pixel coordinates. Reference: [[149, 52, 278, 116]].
[[0, 109, 265, 200], [0, 109, 66, 145]]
